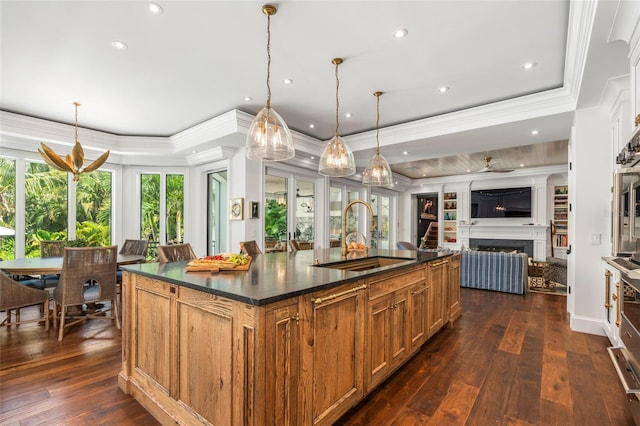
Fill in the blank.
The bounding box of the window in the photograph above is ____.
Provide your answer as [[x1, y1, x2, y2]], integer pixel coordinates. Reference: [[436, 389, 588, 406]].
[[0, 158, 16, 260], [140, 172, 185, 260], [25, 161, 68, 257], [76, 169, 112, 246]]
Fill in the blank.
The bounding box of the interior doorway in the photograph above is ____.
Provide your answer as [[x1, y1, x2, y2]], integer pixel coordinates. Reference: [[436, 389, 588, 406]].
[[417, 193, 438, 247]]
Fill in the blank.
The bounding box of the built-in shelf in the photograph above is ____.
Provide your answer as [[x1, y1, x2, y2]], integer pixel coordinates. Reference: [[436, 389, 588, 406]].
[[553, 185, 568, 249], [443, 192, 457, 245]]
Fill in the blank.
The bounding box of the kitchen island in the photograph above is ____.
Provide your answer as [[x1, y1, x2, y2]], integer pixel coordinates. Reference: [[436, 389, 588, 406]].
[[119, 248, 460, 426]]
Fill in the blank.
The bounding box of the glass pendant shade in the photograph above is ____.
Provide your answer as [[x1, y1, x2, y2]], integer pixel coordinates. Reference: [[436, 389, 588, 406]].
[[246, 105, 295, 161], [363, 152, 393, 186], [318, 134, 356, 177], [245, 4, 294, 162], [362, 91, 393, 186]]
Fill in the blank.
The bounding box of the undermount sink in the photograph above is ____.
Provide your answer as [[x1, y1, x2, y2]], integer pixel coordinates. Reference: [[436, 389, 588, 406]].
[[313, 256, 412, 272]]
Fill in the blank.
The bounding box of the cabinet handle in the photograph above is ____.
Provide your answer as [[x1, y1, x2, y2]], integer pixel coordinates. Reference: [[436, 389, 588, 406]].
[[291, 312, 300, 325], [312, 284, 367, 305], [430, 260, 448, 268], [411, 286, 427, 295], [604, 270, 613, 309], [615, 281, 621, 327]]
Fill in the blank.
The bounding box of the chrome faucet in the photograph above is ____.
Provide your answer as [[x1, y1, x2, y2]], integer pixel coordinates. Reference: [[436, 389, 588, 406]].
[[341, 199, 375, 258]]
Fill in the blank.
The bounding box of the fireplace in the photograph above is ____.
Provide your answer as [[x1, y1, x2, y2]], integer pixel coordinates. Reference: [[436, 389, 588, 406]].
[[469, 238, 534, 258]]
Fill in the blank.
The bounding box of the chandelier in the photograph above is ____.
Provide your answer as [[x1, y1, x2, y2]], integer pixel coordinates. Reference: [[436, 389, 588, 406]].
[[362, 91, 393, 186], [245, 4, 295, 162], [318, 58, 356, 177], [38, 102, 110, 182]]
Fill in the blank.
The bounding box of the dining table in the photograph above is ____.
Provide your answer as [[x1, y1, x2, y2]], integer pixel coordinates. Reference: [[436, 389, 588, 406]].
[[0, 254, 145, 276]]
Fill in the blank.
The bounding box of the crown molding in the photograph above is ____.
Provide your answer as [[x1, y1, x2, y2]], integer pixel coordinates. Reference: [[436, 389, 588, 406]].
[[345, 87, 576, 151], [563, 0, 598, 102]]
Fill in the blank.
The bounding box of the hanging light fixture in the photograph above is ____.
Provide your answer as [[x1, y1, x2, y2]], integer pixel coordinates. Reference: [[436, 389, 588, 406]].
[[318, 58, 356, 177], [38, 102, 110, 182], [245, 4, 295, 162], [362, 91, 393, 186]]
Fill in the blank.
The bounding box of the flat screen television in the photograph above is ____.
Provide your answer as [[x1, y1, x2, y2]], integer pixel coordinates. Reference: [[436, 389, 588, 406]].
[[471, 187, 532, 218]]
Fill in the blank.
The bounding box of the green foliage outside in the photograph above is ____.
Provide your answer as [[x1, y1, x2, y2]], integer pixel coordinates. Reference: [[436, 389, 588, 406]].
[[264, 199, 287, 240], [0, 158, 112, 259]]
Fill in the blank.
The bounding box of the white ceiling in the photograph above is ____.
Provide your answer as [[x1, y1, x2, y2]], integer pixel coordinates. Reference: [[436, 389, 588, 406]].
[[0, 0, 625, 179]]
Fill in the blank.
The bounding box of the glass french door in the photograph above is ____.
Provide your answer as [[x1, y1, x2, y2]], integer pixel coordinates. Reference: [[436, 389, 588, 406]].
[[264, 171, 316, 252], [207, 171, 228, 255], [369, 193, 391, 249]]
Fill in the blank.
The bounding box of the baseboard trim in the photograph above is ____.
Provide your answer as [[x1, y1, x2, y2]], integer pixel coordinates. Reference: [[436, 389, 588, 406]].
[[570, 315, 606, 336]]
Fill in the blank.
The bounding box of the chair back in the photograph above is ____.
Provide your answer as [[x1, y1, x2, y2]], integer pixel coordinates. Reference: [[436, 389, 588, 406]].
[[397, 241, 419, 251], [0, 272, 49, 312], [157, 243, 197, 263], [120, 239, 149, 257], [288, 240, 300, 252], [40, 240, 66, 258], [54, 246, 118, 307], [240, 240, 262, 256], [0, 272, 50, 329]]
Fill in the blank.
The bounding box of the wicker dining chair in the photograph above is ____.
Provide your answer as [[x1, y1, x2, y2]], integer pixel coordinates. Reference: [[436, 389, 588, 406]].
[[288, 239, 301, 252], [0, 272, 50, 330], [52, 245, 119, 341], [240, 240, 262, 256], [157, 243, 197, 263], [119, 239, 149, 258], [40, 240, 67, 258], [39, 240, 67, 287]]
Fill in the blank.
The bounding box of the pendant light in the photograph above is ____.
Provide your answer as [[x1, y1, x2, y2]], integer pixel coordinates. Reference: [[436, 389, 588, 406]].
[[38, 102, 110, 182], [245, 4, 295, 162], [318, 58, 356, 177], [362, 91, 393, 186]]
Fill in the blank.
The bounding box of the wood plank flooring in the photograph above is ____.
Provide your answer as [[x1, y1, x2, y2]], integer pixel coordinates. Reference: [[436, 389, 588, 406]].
[[0, 289, 636, 425]]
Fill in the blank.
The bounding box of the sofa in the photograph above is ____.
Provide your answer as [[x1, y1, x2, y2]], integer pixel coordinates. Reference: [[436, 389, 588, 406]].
[[460, 250, 528, 295]]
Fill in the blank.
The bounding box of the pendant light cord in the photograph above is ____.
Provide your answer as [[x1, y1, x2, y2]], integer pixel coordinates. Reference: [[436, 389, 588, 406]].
[[73, 101, 80, 143], [265, 13, 272, 109], [375, 95, 380, 155], [334, 61, 340, 137]]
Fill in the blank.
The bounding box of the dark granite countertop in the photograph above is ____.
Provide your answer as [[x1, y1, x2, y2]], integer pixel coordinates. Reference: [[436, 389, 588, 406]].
[[121, 248, 453, 306]]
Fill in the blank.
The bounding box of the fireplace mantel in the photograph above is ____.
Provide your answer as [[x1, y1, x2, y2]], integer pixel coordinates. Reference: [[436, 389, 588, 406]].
[[458, 224, 548, 260]]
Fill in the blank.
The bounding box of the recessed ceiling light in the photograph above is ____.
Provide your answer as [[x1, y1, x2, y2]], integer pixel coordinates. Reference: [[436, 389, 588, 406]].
[[423, 174, 426, 177], [466, 169, 471, 173], [531, 130, 539, 135], [147, 2, 163, 14], [310, 156, 315, 160], [309, 123, 315, 128], [345, 113, 352, 118], [283, 78, 293, 85], [522, 62, 536, 70], [393, 28, 408, 39], [520, 163, 525, 167], [403, 151, 408, 155], [191, 150, 197, 154], [244, 96, 253, 102], [111, 40, 128, 50], [439, 86, 449, 93]]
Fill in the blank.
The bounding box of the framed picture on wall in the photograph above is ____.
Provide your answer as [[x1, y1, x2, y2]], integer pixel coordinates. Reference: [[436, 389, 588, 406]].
[[230, 198, 244, 220], [250, 201, 260, 219]]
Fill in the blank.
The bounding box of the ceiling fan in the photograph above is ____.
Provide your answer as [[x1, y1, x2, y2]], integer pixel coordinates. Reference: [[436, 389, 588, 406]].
[[478, 156, 514, 173]]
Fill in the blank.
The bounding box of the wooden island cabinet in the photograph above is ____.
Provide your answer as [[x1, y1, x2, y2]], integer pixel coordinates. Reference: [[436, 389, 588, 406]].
[[119, 249, 460, 426]]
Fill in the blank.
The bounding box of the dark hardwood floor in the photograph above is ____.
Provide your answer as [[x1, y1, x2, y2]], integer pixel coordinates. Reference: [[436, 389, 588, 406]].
[[0, 289, 636, 425]]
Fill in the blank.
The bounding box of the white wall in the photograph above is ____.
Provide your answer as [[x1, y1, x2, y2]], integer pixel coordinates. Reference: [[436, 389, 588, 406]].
[[570, 105, 615, 336]]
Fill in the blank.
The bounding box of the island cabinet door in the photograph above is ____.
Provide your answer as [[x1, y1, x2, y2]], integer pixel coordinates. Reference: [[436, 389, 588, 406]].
[[263, 301, 301, 426], [300, 280, 367, 426], [176, 288, 238, 426], [366, 293, 393, 390], [428, 259, 448, 336], [408, 281, 428, 351], [447, 254, 461, 323]]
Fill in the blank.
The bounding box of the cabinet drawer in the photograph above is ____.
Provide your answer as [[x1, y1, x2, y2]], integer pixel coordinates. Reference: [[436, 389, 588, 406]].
[[368, 267, 425, 300], [136, 275, 174, 296]]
